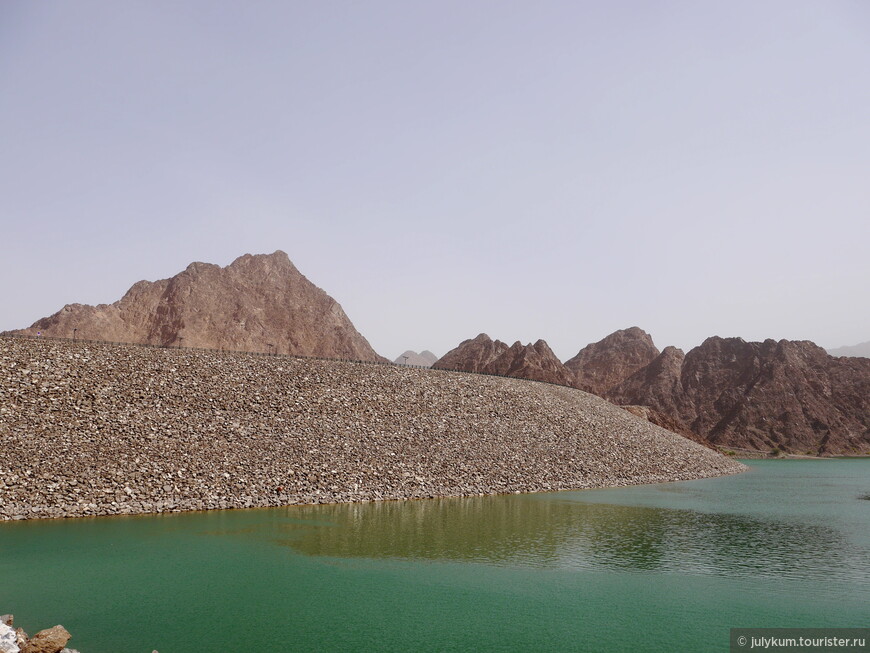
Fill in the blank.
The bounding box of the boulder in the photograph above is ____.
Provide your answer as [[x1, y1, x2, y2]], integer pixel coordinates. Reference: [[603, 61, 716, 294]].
[[21, 626, 70, 653]]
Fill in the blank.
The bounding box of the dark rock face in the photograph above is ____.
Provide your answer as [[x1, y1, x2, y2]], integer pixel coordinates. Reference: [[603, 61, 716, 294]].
[[434, 334, 509, 373], [7, 251, 384, 361], [610, 336, 870, 455], [564, 327, 660, 395], [434, 334, 575, 386], [501, 340, 576, 386], [608, 346, 693, 424]]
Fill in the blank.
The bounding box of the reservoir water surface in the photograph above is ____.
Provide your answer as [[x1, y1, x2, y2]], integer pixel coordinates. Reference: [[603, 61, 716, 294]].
[[2, 460, 868, 652]]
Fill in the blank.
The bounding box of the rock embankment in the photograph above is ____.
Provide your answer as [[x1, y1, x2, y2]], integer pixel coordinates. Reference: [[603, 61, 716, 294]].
[[0, 337, 745, 521]]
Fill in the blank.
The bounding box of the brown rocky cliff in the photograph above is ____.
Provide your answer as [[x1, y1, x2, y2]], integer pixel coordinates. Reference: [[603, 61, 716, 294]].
[[8, 251, 384, 361], [433, 334, 510, 373], [434, 335, 574, 386], [426, 327, 870, 456], [502, 339, 576, 386], [610, 336, 870, 455], [608, 346, 694, 425], [564, 327, 660, 395]]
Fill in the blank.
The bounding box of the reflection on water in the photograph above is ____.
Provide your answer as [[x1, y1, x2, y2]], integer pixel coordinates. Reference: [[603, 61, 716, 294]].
[[2, 460, 868, 653], [204, 487, 866, 586]]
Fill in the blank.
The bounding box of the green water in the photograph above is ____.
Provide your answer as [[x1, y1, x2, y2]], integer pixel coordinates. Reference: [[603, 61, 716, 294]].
[[2, 460, 868, 652]]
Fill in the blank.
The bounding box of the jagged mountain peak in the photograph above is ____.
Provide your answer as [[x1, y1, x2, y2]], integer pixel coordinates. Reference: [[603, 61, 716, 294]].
[[434, 336, 573, 386], [564, 326, 661, 395]]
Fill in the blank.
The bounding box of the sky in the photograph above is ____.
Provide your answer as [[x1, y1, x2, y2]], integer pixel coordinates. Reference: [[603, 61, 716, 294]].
[[1, 1, 868, 360]]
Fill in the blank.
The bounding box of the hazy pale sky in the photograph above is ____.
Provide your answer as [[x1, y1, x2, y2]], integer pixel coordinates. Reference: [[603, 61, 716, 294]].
[[2, 1, 868, 360]]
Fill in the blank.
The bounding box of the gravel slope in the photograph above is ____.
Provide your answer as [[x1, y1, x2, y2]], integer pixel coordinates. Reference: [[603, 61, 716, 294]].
[[0, 337, 745, 520]]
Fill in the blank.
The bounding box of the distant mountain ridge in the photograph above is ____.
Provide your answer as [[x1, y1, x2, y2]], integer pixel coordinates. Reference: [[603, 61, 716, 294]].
[[828, 341, 870, 358], [6, 251, 384, 362], [394, 350, 438, 367]]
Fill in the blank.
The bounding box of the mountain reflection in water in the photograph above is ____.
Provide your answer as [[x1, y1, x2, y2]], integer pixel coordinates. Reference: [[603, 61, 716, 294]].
[[203, 490, 861, 585]]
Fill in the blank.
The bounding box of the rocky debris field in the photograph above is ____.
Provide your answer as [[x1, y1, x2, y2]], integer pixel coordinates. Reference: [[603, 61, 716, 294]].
[[0, 337, 745, 521]]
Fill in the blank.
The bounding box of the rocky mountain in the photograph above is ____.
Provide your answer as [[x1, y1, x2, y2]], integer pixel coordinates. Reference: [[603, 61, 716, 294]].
[[7, 251, 385, 361], [433, 334, 575, 386], [609, 336, 870, 455], [608, 346, 692, 422], [433, 334, 509, 374], [564, 327, 660, 395], [394, 350, 439, 367], [828, 341, 870, 358], [438, 327, 870, 455]]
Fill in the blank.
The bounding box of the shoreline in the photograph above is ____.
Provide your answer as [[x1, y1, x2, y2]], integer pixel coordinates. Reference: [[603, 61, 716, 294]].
[[1, 337, 746, 522], [716, 447, 867, 460], [0, 464, 747, 522]]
